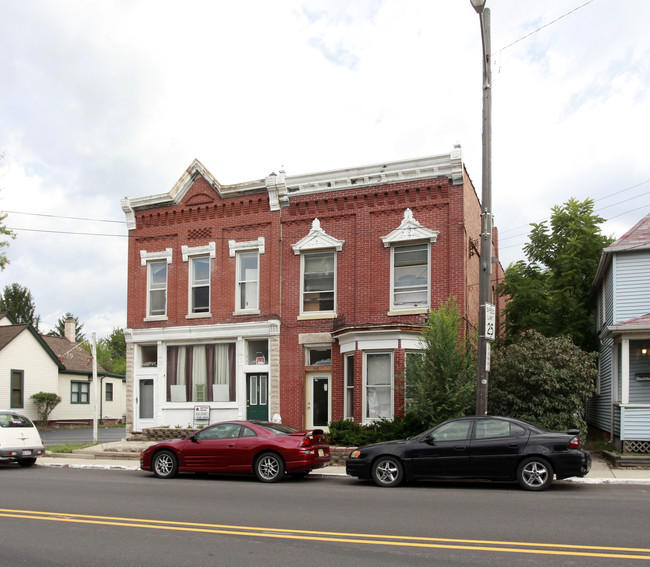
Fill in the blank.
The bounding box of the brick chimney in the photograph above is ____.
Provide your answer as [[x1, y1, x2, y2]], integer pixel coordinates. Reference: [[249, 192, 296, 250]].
[[64, 316, 76, 342]]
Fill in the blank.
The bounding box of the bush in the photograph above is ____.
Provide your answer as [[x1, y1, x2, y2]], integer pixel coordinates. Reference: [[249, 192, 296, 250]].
[[327, 414, 427, 447], [30, 392, 62, 427]]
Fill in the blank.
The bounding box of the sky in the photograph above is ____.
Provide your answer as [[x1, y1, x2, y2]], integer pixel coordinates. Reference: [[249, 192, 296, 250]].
[[1, 0, 649, 338]]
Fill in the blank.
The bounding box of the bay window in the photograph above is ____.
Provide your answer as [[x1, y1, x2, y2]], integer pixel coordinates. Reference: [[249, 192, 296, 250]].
[[365, 352, 393, 420]]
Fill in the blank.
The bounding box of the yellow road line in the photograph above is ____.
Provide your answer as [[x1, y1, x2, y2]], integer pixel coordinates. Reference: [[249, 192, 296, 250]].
[[1, 508, 649, 561]]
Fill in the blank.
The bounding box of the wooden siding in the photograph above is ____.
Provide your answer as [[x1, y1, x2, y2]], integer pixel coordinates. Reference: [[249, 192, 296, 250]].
[[621, 406, 650, 440], [613, 251, 650, 323]]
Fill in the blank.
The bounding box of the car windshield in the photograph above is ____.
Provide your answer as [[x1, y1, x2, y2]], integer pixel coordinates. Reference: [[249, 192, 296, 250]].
[[0, 413, 34, 428], [257, 422, 299, 435]]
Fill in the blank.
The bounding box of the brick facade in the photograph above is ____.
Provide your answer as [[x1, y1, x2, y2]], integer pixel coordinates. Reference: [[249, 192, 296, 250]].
[[122, 148, 504, 433]]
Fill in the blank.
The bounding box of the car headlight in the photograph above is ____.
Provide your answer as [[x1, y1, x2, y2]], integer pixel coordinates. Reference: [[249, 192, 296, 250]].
[[350, 450, 361, 459]]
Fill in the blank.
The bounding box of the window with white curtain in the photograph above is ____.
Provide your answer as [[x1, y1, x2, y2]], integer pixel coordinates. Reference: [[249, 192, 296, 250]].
[[365, 352, 393, 420], [236, 251, 259, 311], [166, 344, 236, 403]]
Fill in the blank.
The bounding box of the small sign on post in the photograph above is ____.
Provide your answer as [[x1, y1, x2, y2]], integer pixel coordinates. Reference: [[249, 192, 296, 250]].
[[194, 405, 210, 429], [484, 303, 496, 341]]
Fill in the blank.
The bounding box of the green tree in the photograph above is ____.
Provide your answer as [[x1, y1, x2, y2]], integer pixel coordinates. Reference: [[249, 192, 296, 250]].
[[499, 198, 612, 351], [0, 283, 40, 329], [48, 312, 85, 341], [489, 329, 597, 435], [30, 392, 62, 427], [96, 328, 126, 375], [403, 297, 475, 427]]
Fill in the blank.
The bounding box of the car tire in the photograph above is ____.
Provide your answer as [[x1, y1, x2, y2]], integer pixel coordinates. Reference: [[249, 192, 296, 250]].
[[152, 450, 179, 479], [255, 452, 284, 483], [517, 456, 553, 491], [17, 458, 37, 467], [371, 456, 404, 487]]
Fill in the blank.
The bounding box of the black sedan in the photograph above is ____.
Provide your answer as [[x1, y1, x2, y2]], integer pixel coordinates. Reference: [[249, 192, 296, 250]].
[[346, 416, 591, 491], [141, 420, 330, 482]]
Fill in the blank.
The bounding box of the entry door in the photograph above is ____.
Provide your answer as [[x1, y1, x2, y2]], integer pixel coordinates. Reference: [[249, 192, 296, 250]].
[[306, 374, 330, 429], [247, 374, 268, 421], [137, 378, 154, 430]]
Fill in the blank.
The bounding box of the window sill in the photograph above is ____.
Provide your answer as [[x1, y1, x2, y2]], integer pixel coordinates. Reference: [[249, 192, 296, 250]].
[[186, 313, 212, 320], [144, 315, 168, 323], [233, 309, 261, 316], [387, 308, 429, 316], [298, 313, 337, 320]]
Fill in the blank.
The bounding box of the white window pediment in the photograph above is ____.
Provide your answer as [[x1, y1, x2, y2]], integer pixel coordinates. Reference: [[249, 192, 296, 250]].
[[182, 242, 216, 262], [381, 209, 439, 247], [292, 219, 344, 254], [140, 248, 173, 266], [228, 237, 265, 257]]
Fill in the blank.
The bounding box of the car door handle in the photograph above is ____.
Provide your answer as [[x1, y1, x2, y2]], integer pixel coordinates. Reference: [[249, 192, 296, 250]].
[[227, 444, 235, 448]]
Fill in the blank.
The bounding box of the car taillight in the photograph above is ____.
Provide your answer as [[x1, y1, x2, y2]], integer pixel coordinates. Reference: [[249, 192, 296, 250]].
[[300, 436, 312, 448], [568, 436, 582, 449]]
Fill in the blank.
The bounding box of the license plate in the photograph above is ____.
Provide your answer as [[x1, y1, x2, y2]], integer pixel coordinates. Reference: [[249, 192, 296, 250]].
[[22, 450, 32, 456], [318, 449, 325, 457]]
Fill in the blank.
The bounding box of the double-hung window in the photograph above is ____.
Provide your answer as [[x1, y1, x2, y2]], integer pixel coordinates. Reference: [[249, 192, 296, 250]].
[[292, 219, 344, 318], [237, 251, 259, 311], [141, 248, 172, 320], [71, 381, 89, 404], [381, 209, 438, 314], [10, 370, 23, 408], [392, 242, 429, 308], [148, 260, 168, 317], [302, 251, 335, 313], [190, 256, 210, 313], [182, 243, 215, 317], [365, 352, 393, 421]]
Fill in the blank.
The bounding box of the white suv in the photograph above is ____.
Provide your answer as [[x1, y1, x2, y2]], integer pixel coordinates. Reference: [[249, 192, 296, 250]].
[[0, 410, 45, 467]]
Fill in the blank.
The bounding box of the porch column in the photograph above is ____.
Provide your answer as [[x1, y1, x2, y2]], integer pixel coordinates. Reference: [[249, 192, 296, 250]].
[[621, 339, 630, 404]]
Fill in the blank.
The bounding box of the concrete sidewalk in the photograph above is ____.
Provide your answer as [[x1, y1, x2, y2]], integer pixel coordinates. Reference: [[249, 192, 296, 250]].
[[35, 441, 650, 484]]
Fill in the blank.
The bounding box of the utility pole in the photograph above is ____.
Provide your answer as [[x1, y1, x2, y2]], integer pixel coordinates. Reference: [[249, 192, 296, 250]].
[[471, 0, 493, 416]]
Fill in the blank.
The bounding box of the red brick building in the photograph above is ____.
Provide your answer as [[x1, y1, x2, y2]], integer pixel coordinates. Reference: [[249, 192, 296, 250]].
[[121, 146, 504, 433]]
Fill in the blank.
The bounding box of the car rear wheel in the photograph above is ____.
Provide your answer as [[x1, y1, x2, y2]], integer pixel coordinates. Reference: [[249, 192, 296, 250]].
[[255, 452, 284, 483], [371, 456, 404, 487], [517, 457, 553, 491], [17, 458, 37, 467], [152, 450, 179, 479]]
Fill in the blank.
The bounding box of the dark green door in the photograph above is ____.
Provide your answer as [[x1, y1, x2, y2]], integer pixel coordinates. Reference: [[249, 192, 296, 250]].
[[246, 374, 268, 421]]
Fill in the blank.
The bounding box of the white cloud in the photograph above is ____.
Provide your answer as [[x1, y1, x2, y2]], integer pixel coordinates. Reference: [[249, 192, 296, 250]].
[[1, 0, 649, 336]]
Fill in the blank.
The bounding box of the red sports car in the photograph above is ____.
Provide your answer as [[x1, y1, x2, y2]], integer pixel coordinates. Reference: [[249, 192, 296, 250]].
[[140, 420, 330, 482]]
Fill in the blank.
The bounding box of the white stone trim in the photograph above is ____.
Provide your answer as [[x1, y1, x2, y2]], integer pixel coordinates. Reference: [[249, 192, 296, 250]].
[[381, 209, 439, 247], [182, 242, 216, 262], [228, 237, 266, 257], [140, 248, 173, 267], [292, 219, 344, 254]]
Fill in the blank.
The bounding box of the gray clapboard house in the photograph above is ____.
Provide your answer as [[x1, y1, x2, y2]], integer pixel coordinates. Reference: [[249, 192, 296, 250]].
[[589, 213, 650, 452]]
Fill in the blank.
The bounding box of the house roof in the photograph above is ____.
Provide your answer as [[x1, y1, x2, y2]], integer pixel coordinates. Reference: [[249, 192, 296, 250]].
[[0, 322, 115, 376], [604, 312, 650, 338], [41, 335, 108, 375], [593, 212, 650, 289], [0, 324, 65, 369]]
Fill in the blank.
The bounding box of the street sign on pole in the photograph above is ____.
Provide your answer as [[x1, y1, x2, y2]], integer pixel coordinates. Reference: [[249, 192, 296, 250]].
[[485, 303, 496, 341]]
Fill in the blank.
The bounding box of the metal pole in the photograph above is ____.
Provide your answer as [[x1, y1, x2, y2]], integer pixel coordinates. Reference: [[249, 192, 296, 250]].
[[475, 5, 492, 416], [92, 332, 98, 444]]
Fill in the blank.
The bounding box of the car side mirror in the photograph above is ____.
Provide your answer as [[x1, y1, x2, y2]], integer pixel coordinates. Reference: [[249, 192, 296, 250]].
[[424, 434, 435, 445], [189, 434, 198, 443]]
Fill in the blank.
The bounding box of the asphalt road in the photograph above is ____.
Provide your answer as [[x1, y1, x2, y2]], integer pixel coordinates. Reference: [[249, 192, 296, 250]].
[[1, 464, 649, 566], [39, 426, 127, 446]]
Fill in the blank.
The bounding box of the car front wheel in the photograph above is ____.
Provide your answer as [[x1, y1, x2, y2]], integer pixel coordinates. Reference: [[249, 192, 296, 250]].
[[152, 450, 179, 479], [255, 452, 285, 483], [371, 456, 404, 487], [517, 457, 553, 491]]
